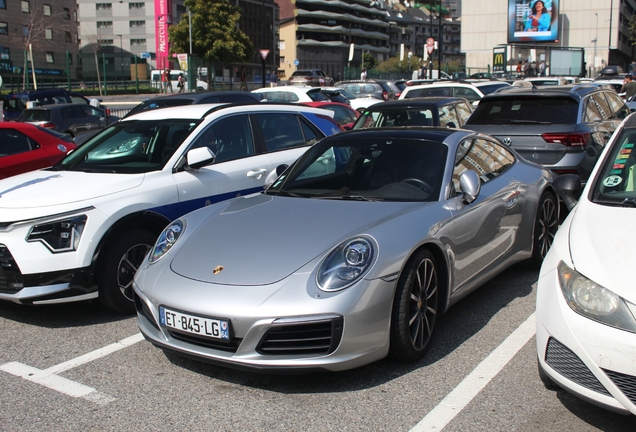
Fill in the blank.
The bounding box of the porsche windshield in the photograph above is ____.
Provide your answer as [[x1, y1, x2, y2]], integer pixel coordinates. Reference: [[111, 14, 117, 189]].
[[592, 127, 636, 206], [268, 135, 447, 202], [52, 119, 200, 174]]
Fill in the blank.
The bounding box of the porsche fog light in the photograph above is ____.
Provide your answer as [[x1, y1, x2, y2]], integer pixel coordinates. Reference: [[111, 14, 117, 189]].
[[317, 237, 374, 292], [557, 261, 636, 333], [26, 215, 87, 252], [149, 219, 185, 264]]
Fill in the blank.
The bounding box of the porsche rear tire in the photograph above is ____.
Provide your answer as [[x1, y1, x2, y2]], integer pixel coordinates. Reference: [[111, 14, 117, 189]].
[[389, 249, 439, 361], [529, 191, 558, 267], [98, 230, 155, 314]]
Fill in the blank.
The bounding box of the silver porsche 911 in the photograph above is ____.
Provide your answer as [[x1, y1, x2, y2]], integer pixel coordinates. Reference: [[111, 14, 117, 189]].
[[133, 127, 557, 372]]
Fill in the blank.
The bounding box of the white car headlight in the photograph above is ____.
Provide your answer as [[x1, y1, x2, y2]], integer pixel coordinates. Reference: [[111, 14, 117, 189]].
[[557, 261, 636, 333], [149, 219, 185, 264], [26, 215, 87, 252], [317, 237, 374, 292]]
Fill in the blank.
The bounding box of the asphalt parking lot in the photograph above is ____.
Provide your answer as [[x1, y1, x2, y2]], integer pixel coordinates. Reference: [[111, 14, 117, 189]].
[[0, 263, 634, 431]]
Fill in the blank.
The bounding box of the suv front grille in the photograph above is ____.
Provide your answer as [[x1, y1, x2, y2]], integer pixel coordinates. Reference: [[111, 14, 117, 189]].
[[0, 244, 24, 294], [257, 317, 344, 356], [545, 337, 610, 396]]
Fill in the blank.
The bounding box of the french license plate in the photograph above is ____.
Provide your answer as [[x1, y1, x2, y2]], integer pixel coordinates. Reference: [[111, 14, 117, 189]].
[[160, 307, 230, 341]]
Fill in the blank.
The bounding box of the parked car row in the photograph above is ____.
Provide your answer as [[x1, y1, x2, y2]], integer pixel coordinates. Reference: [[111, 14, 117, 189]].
[[1, 82, 634, 416]]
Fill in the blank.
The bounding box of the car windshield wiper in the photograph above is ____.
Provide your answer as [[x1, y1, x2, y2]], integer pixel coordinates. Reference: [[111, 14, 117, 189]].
[[313, 194, 378, 202], [621, 197, 636, 207], [265, 189, 307, 198], [508, 119, 552, 125]]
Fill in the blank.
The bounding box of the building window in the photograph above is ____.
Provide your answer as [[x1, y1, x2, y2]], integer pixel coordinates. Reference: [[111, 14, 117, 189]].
[[130, 38, 146, 46], [100, 39, 114, 46], [43, 4, 51, 15], [65, 31, 71, 42], [96, 3, 112, 10], [46, 52, 54, 63], [0, 0, 5, 9], [97, 21, 113, 28], [73, 10, 77, 21], [64, 7, 70, 20], [0, 22, 7, 35], [129, 20, 145, 28], [21, 1, 30, 13], [45, 28, 52, 39], [0, 47, 9, 59], [129, 2, 144, 9]]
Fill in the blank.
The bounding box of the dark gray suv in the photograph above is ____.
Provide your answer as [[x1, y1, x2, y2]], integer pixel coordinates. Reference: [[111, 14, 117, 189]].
[[464, 84, 629, 181]]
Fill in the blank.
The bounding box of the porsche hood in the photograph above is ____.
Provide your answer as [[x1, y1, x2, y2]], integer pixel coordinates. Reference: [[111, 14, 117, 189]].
[[170, 194, 418, 286]]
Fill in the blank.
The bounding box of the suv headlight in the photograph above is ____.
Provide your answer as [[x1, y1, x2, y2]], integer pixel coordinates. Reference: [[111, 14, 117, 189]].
[[558, 261, 636, 333], [148, 219, 185, 264], [26, 215, 87, 252], [317, 236, 374, 292]]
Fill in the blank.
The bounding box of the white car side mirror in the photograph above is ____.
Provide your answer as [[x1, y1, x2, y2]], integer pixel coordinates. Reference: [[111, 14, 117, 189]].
[[186, 147, 216, 169]]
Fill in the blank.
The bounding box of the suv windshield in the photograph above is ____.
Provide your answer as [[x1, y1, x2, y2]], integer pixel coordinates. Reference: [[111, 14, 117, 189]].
[[592, 127, 636, 206], [467, 97, 579, 125], [52, 119, 200, 174]]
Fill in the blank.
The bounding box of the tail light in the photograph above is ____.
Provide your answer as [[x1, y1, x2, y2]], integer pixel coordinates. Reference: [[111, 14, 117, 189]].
[[382, 91, 389, 101], [40, 122, 56, 129], [106, 108, 111, 115], [541, 132, 590, 147]]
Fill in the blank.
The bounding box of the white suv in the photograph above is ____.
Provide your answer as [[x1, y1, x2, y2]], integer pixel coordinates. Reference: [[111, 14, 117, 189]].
[[0, 103, 339, 313], [399, 80, 511, 106]]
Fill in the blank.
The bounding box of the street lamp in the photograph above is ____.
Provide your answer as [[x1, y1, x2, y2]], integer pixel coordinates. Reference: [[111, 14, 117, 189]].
[[116, 34, 124, 86], [592, 13, 598, 78]]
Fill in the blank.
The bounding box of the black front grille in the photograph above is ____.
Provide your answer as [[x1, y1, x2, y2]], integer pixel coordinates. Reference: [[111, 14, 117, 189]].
[[168, 330, 242, 353], [603, 369, 636, 405], [257, 317, 344, 356], [0, 244, 24, 294], [545, 337, 611, 396]]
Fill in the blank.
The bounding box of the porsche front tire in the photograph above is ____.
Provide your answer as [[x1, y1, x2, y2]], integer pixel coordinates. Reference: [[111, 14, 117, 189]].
[[389, 249, 439, 361]]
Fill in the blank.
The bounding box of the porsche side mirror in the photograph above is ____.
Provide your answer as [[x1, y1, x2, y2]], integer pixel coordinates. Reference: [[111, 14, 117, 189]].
[[459, 170, 481, 204], [553, 174, 582, 211], [186, 147, 216, 169]]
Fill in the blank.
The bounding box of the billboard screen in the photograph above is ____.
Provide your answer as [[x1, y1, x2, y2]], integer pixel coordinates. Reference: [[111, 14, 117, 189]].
[[508, 0, 559, 43]]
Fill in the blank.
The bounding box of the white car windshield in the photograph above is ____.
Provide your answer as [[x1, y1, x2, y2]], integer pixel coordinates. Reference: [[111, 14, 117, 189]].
[[52, 119, 200, 174], [592, 127, 636, 206]]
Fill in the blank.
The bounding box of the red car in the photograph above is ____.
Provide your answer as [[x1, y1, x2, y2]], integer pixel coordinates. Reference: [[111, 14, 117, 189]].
[[300, 101, 360, 130], [0, 123, 77, 180]]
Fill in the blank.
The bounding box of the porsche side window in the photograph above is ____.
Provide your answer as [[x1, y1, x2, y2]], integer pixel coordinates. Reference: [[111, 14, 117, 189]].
[[453, 139, 513, 190], [439, 105, 460, 128], [0, 129, 38, 156], [297, 148, 337, 180], [455, 102, 472, 125]]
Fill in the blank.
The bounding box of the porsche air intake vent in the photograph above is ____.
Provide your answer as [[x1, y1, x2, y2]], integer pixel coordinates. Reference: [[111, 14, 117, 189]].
[[257, 316, 344, 356]]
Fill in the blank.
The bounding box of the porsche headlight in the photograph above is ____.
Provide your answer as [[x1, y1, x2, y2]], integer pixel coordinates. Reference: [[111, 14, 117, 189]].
[[148, 219, 185, 264], [557, 261, 636, 333], [317, 237, 374, 292], [26, 215, 87, 252]]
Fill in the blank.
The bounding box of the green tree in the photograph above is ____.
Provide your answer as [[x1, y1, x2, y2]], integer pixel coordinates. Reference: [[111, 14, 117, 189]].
[[362, 52, 378, 70], [169, 0, 253, 86]]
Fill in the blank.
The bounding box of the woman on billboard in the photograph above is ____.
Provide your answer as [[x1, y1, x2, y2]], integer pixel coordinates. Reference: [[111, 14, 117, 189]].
[[524, 0, 551, 32]]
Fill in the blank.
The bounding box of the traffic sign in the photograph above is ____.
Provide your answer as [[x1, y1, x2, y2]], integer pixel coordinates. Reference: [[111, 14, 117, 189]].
[[259, 50, 269, 60], [294, 59, 300, 66]]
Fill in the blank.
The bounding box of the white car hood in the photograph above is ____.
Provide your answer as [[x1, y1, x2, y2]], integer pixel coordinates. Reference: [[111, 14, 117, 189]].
[[0, 170, 144, 211], [569, 201, 636, 301]]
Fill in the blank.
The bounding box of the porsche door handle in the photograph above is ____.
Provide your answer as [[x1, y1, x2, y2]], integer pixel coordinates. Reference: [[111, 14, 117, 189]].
[[247, 168, 268, 179]]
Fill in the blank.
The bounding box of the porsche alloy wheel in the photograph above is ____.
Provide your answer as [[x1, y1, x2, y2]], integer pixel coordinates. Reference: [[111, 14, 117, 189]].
[[99, 230, 155, 314], [530, 191, 558, 267], [390, 249, 439, 361]]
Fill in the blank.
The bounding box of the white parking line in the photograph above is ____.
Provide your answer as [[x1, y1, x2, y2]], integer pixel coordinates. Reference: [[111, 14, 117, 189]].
[[0, 333, 144, 405], [410, 313, 536, 432]]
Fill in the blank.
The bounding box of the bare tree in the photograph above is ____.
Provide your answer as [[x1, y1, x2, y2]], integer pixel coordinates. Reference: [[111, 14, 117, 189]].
[[80, 30, 104, 97], [17, 0, 79, 89]]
